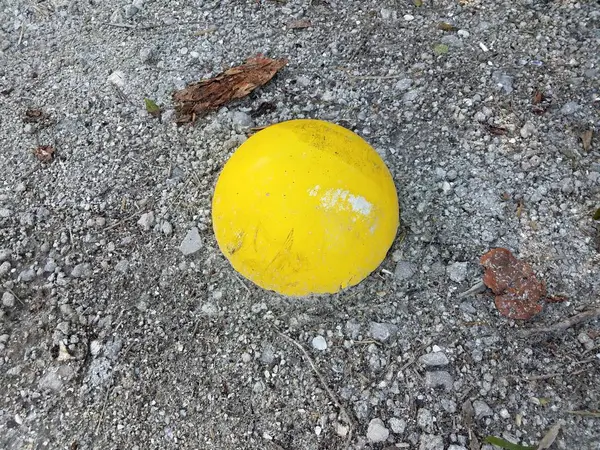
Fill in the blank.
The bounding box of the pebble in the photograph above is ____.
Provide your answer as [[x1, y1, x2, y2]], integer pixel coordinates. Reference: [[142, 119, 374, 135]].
[[425, 371, 453, 391], [403, 89, 419, 102], [446, 169, 458, 181], [473, 400, 493, 419], [161, 221, 173, 236], [2, 291, 15, 308], [139, 47, 155, 63], [56, 321, 70, 335], [366, 418, 389, 443], [137, 212, 155, 231], [201, 302, 218, 316], [90, 340, 102, 356], [419, 434, 444, 450], [115, 259, 129, 274], [0, 261, 11, 277], [394, 260, 417, 281], [71, 263, 91, 279], [419, 352, 449, 367], [0, 249, 10, 262], [389, 417, 406, 434], [457, 29, 470, 38], [447, 262, 468, 283], [560, 101, 580, 115], [441, 35, 463, 48], [403, 14, 415, 21], [0, 208, 12, 218], [345, 320, 361, 339], [491, 70, 513, 94], [417, 408, 434, 431], [107, 70, 126, 88], [125, 4, 139, 18], [311, 335, 327, 351], [179, 227, 203, 255], [19, 269, 36, 282], [230, 111, 253, 128], [380, 8, 397, 20], [190, 51, 200, 59], [577, 332, 594, 351], [520, 121, 536, 138], [241, 352, 252, 363], [369, 322, 397, 342], [448, 446, 468, 450], [395, 78, 413, 91]]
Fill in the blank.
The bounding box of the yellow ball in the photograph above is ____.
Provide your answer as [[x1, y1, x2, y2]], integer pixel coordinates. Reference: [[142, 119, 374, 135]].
[[212, 119, 399, 296]]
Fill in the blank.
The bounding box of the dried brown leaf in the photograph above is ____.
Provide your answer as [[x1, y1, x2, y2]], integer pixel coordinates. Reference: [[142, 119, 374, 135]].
[[581, 129, 593, 152], [532, 90, 543, 105], [34, 145, 55, 162], [537, 423, 560, 450], [24, 108, 45, 123], [173, 55, 287, 124], [438, 22, 458, 32], [480, 248, 546, 320], [288, 19, 311, 29], [486, 125, 508, 135]]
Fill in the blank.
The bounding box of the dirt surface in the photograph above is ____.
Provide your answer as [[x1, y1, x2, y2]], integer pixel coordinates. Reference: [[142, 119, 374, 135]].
[[1, 0, 599, 449]]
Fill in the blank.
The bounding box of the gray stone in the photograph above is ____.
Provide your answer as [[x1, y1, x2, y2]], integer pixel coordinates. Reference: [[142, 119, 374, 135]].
[[44, 259, 57, 273], [447, 262, 468, 283], [446, 169, 458, 181], [394, 260, 417, 281], [179, 227, 202, 255], [2, 292, 15, 308], [139, 47, 155, 63], [0, 249, 10, 262], [345, 320, 361, 339], [577, 332, 594, 351], [0, 261, 10, 277], [369, 322, 398, 342], [311, 335, 327, 351], [419, 434, 444, 450], [441, 34, 463, 48], [125, 4, 139, 18], [492, 71, 513, 94], [56, 321, 70, 335], [201, 302, 218, 316], [231, 111, 253, 128], [473, 400, 493, 419], [366, 418, 389, 443], [137, 212, 155, 231], [395, 78, 413, 91], [260, 345, 275, 364], [0, 208, 12, 218], [71, 263, 91, 279], [19, 269, 36, 282], [417, 408, 434, 431], [448, 446, 468, 450], [388, 417, 406, 434], [380, 8, 397, 21], [425, 371, 453, 391], [520, 121, 536, 138], [38, 369, 63, 391], [115, 259, 129, 273], [560, 101, 580, 115], [161, 221, 173, 236], [419, 352, 449, 367], [403, 89, 419, 102]]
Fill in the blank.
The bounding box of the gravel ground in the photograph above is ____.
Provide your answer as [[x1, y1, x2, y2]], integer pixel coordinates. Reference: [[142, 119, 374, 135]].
[[1, 0, 599, 449]]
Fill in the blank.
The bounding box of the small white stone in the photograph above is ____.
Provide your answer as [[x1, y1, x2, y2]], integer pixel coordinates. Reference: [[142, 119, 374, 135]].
[[2, 292, 15, 308], [311, 335, 327, 351], [107, 70, 126, 87], [179, 227, 202, 255], [137, 212, 155, 231], [241, 352, 252, 363], [479, 42, 489, 52], [190, 51, 200, 59], [389, 417, 406, 434], [367, 418, 389, 443], [90, 340, 102, 356], [336, 423, 349, 437], [457, 29, 470, 38], [403, 14, 415, 21]]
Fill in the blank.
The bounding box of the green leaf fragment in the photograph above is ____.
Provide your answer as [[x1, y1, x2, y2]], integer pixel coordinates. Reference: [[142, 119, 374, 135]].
[[414, 0, 423, 6], [433, 44, 449, 55], [438, 22, 458, 32], [484, 436, 536, 450], [144, 98, 161, 117], [593, 208, 600, 221]]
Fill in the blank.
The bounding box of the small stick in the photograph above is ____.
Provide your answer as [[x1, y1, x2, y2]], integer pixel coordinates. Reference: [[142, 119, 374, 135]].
[[457, 281, 486, 299], [521, 305, 600, 336], [6, 288, 25, 306], [103, 209, 142, 231], [278, 331, 356, 445], [95, 387, 113, 434]]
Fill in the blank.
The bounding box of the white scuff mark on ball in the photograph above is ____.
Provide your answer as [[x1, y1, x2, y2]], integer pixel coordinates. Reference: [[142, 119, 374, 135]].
[[320, 189, 372, 216], [308, 185, 320, 196]]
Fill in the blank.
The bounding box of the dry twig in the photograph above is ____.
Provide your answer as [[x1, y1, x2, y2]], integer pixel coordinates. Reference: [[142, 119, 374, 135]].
[[278, 331, 356, 447], [521, 305, 600, 336]]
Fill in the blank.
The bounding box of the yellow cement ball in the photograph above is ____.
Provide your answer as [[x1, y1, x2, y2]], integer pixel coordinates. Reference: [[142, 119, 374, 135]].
[[212, 119, 399, 296]]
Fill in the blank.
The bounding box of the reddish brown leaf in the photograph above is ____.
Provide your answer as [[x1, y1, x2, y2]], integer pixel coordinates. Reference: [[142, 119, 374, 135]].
[[532, 90, 543, 105], [287, 19, 311, 30], [531, 90, 552, 115], [480, 248, 546, 320], [24, 108, 45, 123], [581, 129, 593, 152], [172, 55, 287, 124], [34, 145, 55, 162]]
